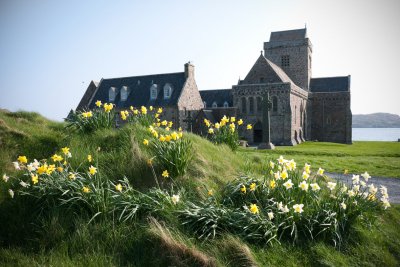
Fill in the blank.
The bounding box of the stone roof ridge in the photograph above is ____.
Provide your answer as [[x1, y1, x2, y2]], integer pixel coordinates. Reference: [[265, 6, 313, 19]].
[[263, 56, 294, 84], [269, 28, 307, 42]]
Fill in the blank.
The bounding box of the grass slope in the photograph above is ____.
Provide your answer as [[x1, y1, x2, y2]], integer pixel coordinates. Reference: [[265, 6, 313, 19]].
[[0, 110, 399, 266]]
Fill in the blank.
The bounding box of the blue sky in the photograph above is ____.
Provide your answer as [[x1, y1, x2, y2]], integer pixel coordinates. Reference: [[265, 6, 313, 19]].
[[1, 0, 399, 121]]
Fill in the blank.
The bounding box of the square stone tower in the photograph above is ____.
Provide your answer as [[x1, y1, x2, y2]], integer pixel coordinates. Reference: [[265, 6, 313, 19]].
[[264, 28, 312, 90]]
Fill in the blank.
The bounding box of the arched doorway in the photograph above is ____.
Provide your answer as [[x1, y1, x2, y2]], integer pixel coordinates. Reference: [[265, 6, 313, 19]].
[[253, 121, 263, 143]]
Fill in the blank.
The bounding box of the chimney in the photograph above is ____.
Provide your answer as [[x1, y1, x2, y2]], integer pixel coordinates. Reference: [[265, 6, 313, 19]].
[[184, 61, 195, 79]]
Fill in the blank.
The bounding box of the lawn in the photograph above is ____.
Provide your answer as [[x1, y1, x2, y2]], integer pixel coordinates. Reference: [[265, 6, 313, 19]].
[[239, 141, 400, 178]]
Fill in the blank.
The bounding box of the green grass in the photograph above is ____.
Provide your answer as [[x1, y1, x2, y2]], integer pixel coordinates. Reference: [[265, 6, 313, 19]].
[[0, 110, 399, 266], [239, 141, 400, 178]]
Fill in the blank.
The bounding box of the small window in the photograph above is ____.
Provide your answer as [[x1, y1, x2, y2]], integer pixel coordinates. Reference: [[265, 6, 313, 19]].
[[164, 83, 172, 99], [281, 55, 290, 67], [203, 101, 207, 108], [109, 87, 117, 102], [212, 102, 217, 108], [150, 84, 158, 100], [223, 101, 229, 108], [272, 96, 278, 112], [121, 86, 129, 101]]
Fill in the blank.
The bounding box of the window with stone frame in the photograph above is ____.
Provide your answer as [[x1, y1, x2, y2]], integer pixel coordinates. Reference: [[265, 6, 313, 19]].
[[121, 86, 129, 101], [241, 97, 247, 114], [249, 97, 254, 114], [164, 83, 173, 99], [203, 101, 207, 108], [223, 101, 229, 108], [150, 84, 158, 100], [109, 87, 117, 102], [212, 102, 218, 108], [281, 55, 290, 67], [256, 97, 262, 113]]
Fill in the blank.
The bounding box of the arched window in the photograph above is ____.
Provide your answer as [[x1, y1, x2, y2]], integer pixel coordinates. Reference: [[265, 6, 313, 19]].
[[164, 83, 172, 99], [272, 96, 278, 112], [249, 97, 254, 114], [150, 84, 158, 100], [256, 97, 262, 113], [223, 101, 229, 108], [203, 101, 207, 108], [109, 87, 117, 102], [212, 102, 218, 108], [121, 86, 129, 101], [241, 97, 247, 114]]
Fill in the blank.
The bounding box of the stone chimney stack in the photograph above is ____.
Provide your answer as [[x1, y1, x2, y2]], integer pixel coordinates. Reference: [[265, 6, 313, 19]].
[[184, 61, 195, 79]]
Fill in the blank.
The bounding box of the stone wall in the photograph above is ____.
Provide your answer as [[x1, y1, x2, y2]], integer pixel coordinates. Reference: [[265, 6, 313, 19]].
[[264, 39, 312, 90], [310, 92, 352, 143]]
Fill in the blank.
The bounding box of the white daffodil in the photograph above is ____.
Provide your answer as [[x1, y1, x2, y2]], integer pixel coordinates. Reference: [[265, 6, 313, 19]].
[[340, 202, 347, 210], [268, 212, 274, 220], [310, 183, 321, 191], [283, 179, 294, 190], [171, 194, 180, 205], [293, 204, 304, 214], [3, 174, 9, 182], [9, 189, 14, 198], [327, 182, 337, 191], [361, 171, 371, 182], [352, 175, 360, 184], [299, 181, 309, 191], [13, 162, 20, 170], [20, 181, 29, 188]]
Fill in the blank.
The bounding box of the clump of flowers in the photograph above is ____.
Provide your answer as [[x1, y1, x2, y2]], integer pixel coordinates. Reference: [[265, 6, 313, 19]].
[[204, 116, 251, 151]]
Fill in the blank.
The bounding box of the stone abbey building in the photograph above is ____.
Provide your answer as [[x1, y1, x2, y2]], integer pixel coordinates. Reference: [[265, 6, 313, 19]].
[[77, 28, 352, 145]]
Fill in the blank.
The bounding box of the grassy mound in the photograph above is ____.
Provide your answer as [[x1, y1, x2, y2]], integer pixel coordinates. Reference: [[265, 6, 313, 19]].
[[0, 110, 399, 266]]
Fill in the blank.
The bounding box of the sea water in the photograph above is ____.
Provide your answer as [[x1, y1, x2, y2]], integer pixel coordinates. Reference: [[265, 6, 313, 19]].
[[352, 128, 400, 141]]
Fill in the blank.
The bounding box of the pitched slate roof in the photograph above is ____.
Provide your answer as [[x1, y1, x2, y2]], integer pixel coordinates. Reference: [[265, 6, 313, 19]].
[[199, 89, 233, 107], [243, 54, 294, 84], [270, 28, 307, 42], [310, 76, 351, 92], [88, 72, 186, 109]]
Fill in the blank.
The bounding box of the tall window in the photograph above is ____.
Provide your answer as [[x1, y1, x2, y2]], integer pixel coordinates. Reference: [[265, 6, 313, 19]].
[[272, 96, 278, 112], [256, 97, 262, 113], [241, 97, 247, 114], [212, 102, 217, 108], [164, 83, 172, 99], [203, 101, 207, 108], [281, 55, 290, 67], [223, 101, 229, 108], [121, 86, 129, 101], [249, 97, 254, 114], [150, 84, 158, 100], [109, 87, 117, 102]]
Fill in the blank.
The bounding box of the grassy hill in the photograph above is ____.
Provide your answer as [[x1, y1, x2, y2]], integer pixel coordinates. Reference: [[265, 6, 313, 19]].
[[0, 110, 399, 266], [353, 113, 400, 128]]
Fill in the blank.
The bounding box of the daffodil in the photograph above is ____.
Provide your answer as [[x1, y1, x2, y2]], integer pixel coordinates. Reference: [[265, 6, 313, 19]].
[[310, 183, 321, 191], [299, 181, 309, 191], [82, 186, 90, 193], [161, 120, 168, 126], [382, 199, 391, 209], [293, 204, 304, 214], [13, 161, 20, 170], [352, 175, 360, 184], [159, 135, 166, 142], [269, 180, 276, 189], [27, 163, 36, 172], [95, 100, 102, 107], [46, 164, 56, 175], [327, 182, 337, 191], [31, 174, 39, 184], [88, 154, 92, 162], [246, 124, 252, 130], [133, 109, 139, 115], [340, 202, 347, 210], [115, 183, 123, 192], [240, 185, 246, 194], [283, 179, 294, 190], [157, 107, 163, 114], [268, 212, 274, 220], [302, 171, 310, 180], [278, 202, 290, 213], [57, 166, 64, 172], [204, 119, 211, 127], [361, 171, 371, 182], [51, 154, 63, 162], [230, 117, 236, 123], [168, 121, 173, 128], [18, 156, 27, 164], [214, 123, 220, 129], [165, 135, 172, 142], [20, 181, 29, 188], [143, 139, 149, 146], [237, 119, 243, 125], [104, 103, 113, 113], [61, 147, 70, 155], [37, 164, 47, 175], [353, 185, 360, 192], [162, 170, 169, 178], [317, 168, 324, 176], [208, 189, 213, 196], [171, 132, 179, 140], [249, 182, 256, 191], [3, 174, 9, 182], [69, 172, 76, 180], [304, 163, 311, 174], [273, 171, 280, 180], [287, 159, 296, 170], [208, 128, 214, 134], [280, 169, 288, 180], [277, 156, 285, 165], [344, 169, 349, 175], [269, 161, 275, 168], [9, 189, 14, 198], [368, 184, 378, 194], [249, 204, 259, 214], [149, 106, 153, 111], [171, 194, 180, 205], [89, 165, 97, 175]]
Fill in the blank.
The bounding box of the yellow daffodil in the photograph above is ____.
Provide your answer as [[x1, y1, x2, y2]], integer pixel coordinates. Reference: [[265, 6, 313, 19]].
[[159, 135, 166, 142], [208, 128, 214, 134], [344, 169, 349, 175], [51, 154, 63, 162], [246, 124, 252, 130], [155, 113, 160, 118], [143, 139, 149, 146], [149, 106, 153, 111], [82, 186, 90, 193], [133, 109, 139, 115], [165, 135, 172, 142], [168, 121, 173, 128], [171, 132, 179, 140], [161, 120, 168, 126], [178, 132, 183, 138], [165, 127, 170, 131], [95, 100, 102, 107], [237, 119, 243, 125], [249, 182, 256, 191], [115, 183, 123, 192], [204, 119, 211, 127], [230, 117, 236, 123], [37, 164, 47, 175], [89, 165, 97, 175], [162, 170, 169, 178], [141, 106, 147, 115], [157, 107, 163, 114], [31, 174, 39, 184], [178, 127, 182, 132], [57, 166, 64, 172], [240, 185, 246, 194], [69, 172, 76, 180], [269, 180, 276, 189], [214, 122, 220, 129], [280, 169, 288, 180], [18, 156, 28, 164], [249, 204, 259, 214], [208, 189, 213, 196], [62, 147, 70, 155], [293, 204, 304, 213], [46, 164, 56, 175], [120, 111, 127, 120], [88, 154, 92, 162], [104, 103, 113, 113]]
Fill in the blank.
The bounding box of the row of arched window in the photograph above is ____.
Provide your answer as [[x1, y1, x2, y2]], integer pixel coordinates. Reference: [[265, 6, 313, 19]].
[[203, 101, 229, 108], [108, 83, 173, 103], [240, 96, 278, 114]]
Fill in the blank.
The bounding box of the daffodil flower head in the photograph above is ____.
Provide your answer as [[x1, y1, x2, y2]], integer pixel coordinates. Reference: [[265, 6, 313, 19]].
[[89, 165, 97, 175], [249, 204, 259, 214], [115, 183, 123, 192], [162, 170, 169, 178], [249, 182, 256, 191], [17, 156, 28, 164], [283, 179, 294, 190], [293, 204, 304, 214], [299, 181, 309, 191], [240, 185, 246, 194], [171, 194, 180, 205]]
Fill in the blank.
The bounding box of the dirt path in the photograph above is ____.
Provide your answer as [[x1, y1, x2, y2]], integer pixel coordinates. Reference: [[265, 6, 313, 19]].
[[327, 172, 399, 204]]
